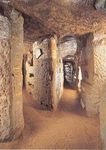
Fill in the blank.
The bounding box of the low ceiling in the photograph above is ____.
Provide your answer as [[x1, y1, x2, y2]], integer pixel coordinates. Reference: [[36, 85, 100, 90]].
[[0, 0, 106, 42]]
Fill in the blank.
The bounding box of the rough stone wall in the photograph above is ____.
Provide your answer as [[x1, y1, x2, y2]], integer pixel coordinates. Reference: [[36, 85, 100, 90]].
[[55, 58, 64, 103], [33, 37, 63, 110], [26, 61, 34, 95], [0, 15, 12, 141], [81, 33, 94, 84], [23, 42, 34, 93], [58, 37, 77, 58], [81, 34, 106, 149], [82, 34, 106, 116], [33, 39, 53, 109], [95, 34, 106, 150], [50, 37, 64, 109], [10, 9, 24, 138]]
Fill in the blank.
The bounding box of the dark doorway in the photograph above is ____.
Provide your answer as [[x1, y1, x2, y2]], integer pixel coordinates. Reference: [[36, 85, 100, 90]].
[[63, 55, 78, 89]]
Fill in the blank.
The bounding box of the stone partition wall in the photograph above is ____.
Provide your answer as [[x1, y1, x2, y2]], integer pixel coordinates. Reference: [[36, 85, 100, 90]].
[[33, 37, 63, 110], [0, 15, 12, 141], [81, 33, 94, 84], [22, 42, 34, 93], [82, 34, 106, 116], [0, 10, 24, 142], [10, 9, 24, 139], [95, 34, 106, 150], [25, 46, 34, 95], [50, 37, 64, 109], [33, 39, 53, 110], [81, 33, 106, 149], [26, 62, 34, 94]]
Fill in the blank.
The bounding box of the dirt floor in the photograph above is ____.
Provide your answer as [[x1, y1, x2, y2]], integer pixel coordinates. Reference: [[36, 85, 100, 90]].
[[0, 88, 101, 149]]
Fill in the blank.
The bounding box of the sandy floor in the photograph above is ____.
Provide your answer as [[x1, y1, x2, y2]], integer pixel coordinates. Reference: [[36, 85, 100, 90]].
[[0, 88, 101, 149]]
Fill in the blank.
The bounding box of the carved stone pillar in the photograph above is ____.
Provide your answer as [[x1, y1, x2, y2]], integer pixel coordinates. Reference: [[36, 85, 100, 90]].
[[10, 9, 24, 140]]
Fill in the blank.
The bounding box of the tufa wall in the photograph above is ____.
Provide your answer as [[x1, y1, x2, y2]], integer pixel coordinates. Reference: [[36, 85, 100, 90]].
[[26, 61, 34, 95], [94, 34, 106, 150], [33, 37, 63, 110], [0, 9, 24, 141], [10, 9, 24, 140], [50, 37, 64, 109], [82, 33, 106, 116], [33, 39, 52, 110], [0, 15, 12, 141], [25, 46, 34, 95], [80, 33, 106, 149]]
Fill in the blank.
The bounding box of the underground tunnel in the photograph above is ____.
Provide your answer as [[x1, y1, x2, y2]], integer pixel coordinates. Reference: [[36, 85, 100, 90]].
[[0, 0, 106, 149]]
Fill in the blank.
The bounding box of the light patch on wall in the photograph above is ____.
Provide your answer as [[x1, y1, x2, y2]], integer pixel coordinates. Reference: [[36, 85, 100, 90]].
[[35, 48, 43, 59]]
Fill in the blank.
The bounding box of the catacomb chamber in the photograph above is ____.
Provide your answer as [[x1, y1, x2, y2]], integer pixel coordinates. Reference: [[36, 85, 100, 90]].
[[23, 32, 106, 149], [0, 1, 106, 148], [24, 36, 80, 109]]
